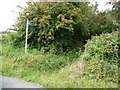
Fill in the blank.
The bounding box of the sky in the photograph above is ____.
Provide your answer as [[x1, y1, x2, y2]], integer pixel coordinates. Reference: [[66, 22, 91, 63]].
[[0, 0, 28, 32], [0, 0, 113, 32]]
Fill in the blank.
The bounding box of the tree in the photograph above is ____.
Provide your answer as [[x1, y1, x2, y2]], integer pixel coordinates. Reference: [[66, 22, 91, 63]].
[[112, 0, 120, 24], [13, 2, 117, 53]]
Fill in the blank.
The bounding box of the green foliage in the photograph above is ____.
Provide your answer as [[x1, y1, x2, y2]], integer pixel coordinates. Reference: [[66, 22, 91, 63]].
[[13, 2, 117, 53], [2, 34, 80, 74], [112, 0, 120, 24], [2, 2, 119, 88], [2, 32, 118, 88], [90, 11, 118, 35], [10, 52, 80, 73], [1, 33, 16, 45], [83, 31, 118, 83]]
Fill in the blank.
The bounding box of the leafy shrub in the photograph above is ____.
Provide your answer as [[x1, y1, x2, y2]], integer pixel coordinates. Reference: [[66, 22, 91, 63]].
[[13, 2, 117, 53], [112, 0, 120, 24], [1, 33, 14, 45], [83, 31, 118, 83]]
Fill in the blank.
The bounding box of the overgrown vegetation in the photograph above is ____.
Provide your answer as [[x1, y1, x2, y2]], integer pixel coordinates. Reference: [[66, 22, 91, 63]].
[[1, 30, 118, 88], [1, 1, 119, 88], [83, 31, 118, 83], [13, 2, 117, 53]]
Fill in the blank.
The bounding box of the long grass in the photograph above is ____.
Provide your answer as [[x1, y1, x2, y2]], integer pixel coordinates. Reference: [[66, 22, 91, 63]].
[[1, 33, 118, 88]]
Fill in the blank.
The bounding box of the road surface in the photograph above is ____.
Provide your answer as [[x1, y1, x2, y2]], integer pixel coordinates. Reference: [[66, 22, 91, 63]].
[[0, 75, 44, 89]]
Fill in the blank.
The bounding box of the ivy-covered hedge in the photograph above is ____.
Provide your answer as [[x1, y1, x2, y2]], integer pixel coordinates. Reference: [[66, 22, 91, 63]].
[[13, 2, 117, 53], [83, 31, 118, 83]]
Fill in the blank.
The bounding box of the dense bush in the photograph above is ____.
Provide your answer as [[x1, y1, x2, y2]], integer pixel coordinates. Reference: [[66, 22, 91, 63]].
[[1, 32, 16, 45], [83, 31, 118, 83], [112, 1, 120, 24], [13, 2, 117, 53]]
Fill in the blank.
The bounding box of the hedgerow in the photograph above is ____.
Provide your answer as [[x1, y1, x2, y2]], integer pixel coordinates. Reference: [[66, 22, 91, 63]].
[[83, 31, 118, 83], [13, 2, 117, 53]]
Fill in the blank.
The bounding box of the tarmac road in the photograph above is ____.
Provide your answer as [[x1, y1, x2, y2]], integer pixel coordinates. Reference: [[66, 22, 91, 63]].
[[0, 75, 43, 89]]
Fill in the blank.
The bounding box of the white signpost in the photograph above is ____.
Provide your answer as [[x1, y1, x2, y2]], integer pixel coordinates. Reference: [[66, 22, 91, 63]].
[[25, 15, 37, 53], [25, 19, 28, 53]]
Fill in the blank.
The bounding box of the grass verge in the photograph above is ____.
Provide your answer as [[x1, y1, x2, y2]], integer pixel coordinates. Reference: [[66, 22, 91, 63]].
[[1, 32, 118, 88]]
